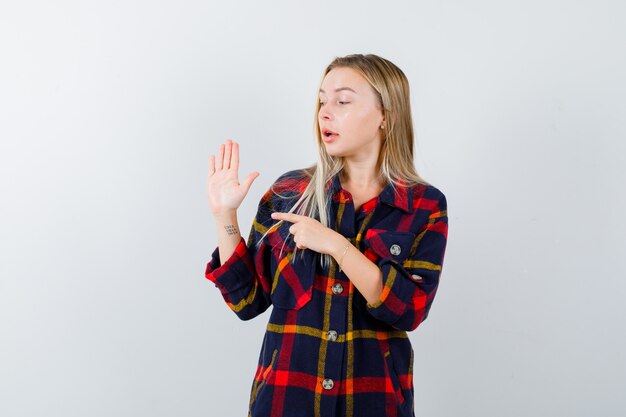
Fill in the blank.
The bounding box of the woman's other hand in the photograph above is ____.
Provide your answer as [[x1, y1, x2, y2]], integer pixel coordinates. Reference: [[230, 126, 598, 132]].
[[208, 139, 260, 216], [270, 212, 348, 256]]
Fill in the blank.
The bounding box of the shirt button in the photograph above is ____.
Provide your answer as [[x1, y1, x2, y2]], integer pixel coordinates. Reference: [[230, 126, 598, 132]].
[[411, 274, 423, 282], [327, 330, 338, 341], [322, 378, 334, 390], [331, 283, 343, 295], [390, 244, 402, 256]]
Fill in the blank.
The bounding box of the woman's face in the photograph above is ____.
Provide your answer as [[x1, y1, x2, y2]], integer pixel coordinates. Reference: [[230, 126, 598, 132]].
[[318, 67, 385, 158]]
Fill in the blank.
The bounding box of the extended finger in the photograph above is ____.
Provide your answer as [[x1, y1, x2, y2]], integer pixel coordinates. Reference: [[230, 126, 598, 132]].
[[224, 139, 232, 170], [217, 143, 224, 170], [209, 154, 215, 176], [271, 212, 299, 222], [231, 141, 239, 172]]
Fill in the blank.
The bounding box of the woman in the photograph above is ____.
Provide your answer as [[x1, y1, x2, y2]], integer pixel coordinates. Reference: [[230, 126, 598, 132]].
[[206, 53, 448, 417]]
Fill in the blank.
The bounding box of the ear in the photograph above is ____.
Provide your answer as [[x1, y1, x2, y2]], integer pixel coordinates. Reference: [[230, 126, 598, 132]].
[[378, 106, 386, 127]]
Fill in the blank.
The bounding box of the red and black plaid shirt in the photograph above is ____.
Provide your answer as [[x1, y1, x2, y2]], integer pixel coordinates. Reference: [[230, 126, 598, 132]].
[[205, 168, 449, 417]]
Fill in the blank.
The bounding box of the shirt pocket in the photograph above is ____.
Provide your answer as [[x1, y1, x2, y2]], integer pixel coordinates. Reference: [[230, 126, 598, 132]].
[[384, 350, 406, 406], [260, 348, 278, 387], [269, 238, 316, 310], [362, 228, 416, 264], [353, 229, 415, 313], [249, 347, 279, 412]]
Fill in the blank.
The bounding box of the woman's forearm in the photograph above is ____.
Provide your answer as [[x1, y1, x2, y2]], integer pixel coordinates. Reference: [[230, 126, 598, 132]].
[[330, 234, 383, 305], [213, 209, 242, 267]]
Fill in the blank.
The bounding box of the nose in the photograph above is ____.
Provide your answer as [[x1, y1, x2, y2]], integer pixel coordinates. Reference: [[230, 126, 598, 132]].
[[318, 105, 333, 121]]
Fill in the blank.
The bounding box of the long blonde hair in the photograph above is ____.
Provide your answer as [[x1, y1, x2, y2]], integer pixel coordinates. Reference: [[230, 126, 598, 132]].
[[258, 53, 429, 270]]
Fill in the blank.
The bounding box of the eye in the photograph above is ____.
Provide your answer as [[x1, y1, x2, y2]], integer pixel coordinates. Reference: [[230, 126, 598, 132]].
[[319, 100, 350, 107]]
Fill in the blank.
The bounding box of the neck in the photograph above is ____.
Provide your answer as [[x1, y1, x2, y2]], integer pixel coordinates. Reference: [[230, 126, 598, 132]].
[[340, 166, 383, 189]]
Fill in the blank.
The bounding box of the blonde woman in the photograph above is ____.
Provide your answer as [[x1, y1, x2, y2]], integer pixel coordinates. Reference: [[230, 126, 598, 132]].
[[206, 53, 449, 417]]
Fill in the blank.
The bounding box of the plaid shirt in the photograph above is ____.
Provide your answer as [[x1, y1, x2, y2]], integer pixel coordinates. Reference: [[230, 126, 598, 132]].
[[205, 169, 449, 417]]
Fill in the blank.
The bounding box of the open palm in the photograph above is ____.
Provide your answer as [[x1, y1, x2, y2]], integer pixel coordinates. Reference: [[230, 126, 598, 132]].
[[207, 139, 260, 215]]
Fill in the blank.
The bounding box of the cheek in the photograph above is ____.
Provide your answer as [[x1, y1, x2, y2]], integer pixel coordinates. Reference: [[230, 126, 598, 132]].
[[357, 105, 381, 125], [337, 108, 374, 128], [350, 110, 380, 136], [332, 106, 381, 139]]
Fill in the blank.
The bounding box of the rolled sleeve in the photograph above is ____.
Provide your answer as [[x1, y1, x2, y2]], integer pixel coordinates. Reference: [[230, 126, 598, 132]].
[[365, 193, 449, 331], [206, 236, 253, 292]]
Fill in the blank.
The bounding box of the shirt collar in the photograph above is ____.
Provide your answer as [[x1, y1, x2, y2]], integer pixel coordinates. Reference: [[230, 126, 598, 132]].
[[325, 171, 414, 214]]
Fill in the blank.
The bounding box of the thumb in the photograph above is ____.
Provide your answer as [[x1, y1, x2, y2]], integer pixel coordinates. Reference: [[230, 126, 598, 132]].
[[242, 171, 260, 194]]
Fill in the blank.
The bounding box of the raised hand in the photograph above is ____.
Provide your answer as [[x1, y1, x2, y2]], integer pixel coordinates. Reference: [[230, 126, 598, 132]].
[[207, 139, 260, 216]]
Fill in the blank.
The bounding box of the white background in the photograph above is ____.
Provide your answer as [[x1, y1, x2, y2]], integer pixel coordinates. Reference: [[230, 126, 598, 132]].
[[1, 0, 625, 416]]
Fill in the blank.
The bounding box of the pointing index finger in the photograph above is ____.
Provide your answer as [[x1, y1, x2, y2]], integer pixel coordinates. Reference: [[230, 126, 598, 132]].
[[271, 212, 299, 223]]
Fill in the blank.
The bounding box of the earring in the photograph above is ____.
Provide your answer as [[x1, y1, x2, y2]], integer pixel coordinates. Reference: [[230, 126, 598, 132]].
[[380, 124, 385, 129]]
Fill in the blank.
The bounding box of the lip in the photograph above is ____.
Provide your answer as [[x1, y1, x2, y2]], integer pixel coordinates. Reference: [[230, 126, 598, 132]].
[[321, 127, 340, 142]]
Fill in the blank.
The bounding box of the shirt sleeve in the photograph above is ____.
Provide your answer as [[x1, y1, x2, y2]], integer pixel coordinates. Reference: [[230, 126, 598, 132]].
[[204, 186, 277, 321], [365, 192, 449, 331]]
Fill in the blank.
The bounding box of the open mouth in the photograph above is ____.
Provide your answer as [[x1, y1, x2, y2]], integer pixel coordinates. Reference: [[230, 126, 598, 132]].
[[323, 129, 339, 138]]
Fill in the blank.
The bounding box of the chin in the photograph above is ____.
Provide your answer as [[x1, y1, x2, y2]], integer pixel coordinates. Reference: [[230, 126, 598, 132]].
[[322, 145, 345, 157]]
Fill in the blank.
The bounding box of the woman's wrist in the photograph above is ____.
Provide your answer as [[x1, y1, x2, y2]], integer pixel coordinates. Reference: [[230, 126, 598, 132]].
[[331, 234, 352, 269], [212, 208, 238, 223]]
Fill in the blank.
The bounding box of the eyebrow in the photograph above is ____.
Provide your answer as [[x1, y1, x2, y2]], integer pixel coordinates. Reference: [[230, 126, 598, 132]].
[[319, 87, 357, 94]]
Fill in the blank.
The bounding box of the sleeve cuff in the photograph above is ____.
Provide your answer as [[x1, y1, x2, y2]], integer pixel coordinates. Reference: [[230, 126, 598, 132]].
[[205, 236, 254, 293], [365, 258, 422, 326]]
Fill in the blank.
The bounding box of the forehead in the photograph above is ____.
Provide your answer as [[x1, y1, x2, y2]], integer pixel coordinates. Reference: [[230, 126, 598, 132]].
[[319, 67, 372, 94]]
